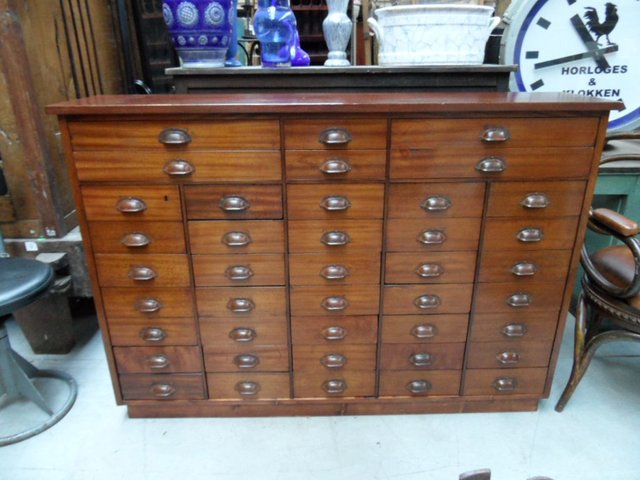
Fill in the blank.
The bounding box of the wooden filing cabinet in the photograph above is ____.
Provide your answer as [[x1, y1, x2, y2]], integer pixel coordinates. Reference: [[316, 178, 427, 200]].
[[48, 92, 618, 417]]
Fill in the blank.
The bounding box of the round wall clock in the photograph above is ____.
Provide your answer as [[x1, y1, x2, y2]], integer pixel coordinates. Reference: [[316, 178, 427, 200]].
[[500, 0, 640, 131]]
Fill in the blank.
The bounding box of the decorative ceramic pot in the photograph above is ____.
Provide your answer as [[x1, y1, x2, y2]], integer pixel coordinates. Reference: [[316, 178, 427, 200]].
[[367, 4, 500, 65], [322, 0, 352, 66], [162, 0, 234, 68]]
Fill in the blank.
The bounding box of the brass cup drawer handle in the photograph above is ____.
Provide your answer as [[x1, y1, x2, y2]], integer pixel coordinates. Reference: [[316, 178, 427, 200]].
[[321, 231, 351, 246], [502, 323, 528, 338], [320, 264, 350, 280], [135, 297, 162, 313], [321, 296, 349, 311], [227, 298, 255, 313], [516, 227, 544, 243], [321, 326, 347, 341], [229, 327, 257, 342], [121, 232, 151, 248], [163, 159, 195, 176], [219, 195, 251, 212], [415, 263, 444, 278], [476, 157, 506, 173], [150, 383, 176, 398], [409, 352, 432, 367], [414, 294, 441, 310], [159, 127, 192, 145], [140, 327, 167, 342], [321, 353, 348, 369], [481, 126, 511, 142], [225, 265, 254, 281], [222, 231, 252, 247], [320, 158, 352, 175], [235, 381, 261, 396], [128, 266, 157, 281], [497, 351, 521, 365], [322, 379, 347, 394], [319, 127, 352, 145], [116, 197, 147, 213], [507, 293, 532, 308], [521, 192, 551, 209], [406, 380, 432, 394], [411, 323, 438, 339], [146, 354, 171, 370], [420, 195, 452, 212], [418, 229, 446, 245], [233, 354, 260, 369], [511, 262, 538, 276], [493, 377, 518, 393], [320, 195, 352, 211]]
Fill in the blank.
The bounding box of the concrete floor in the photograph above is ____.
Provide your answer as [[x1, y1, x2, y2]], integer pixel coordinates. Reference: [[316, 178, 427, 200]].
[[1, 312, 639, 480]]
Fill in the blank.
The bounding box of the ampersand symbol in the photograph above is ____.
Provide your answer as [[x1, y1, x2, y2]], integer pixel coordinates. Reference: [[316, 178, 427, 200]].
[[589, 78, 596, 86]]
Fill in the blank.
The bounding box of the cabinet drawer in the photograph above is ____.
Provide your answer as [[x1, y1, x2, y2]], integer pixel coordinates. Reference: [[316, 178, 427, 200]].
[[81, 185, 182, 221], [89, 221, 186, 254], [192, 254, 286, 286], [203, 345, 290, 372], [113, 346, 203, 374], [385, 251, 477, 284], [293, 345, 376, 372], [482, 217, 580, 251], [382, 315, 469, 343], [391, 117, 598, 149], [199, 318, 288, 347], [102, 287, 194, 318], [383, 284, 473, 315], [290, 285, 380, 316], [284, 118, 387, 150], [390, 147, 593, 180], [386, 218, 481, 252], [473, 282, 564, 314], [379, 370, 461, 397], [466, 341, 553, 369], [288, 220, 382, 253], [380, 343, 465, 370], [291, 316, 378, 345], [73, 150, 282, 183], [477, 250, 572, 284], [196, 286, 286, 319], [387, 183, 485, 219], [108, 317, 198, 347], [189, 220, 285, 254], [294, 371, 375, 398], [95, 254, 190, 287], [463, 368, 548, 396], [285, 150, 386, 181], [185, 185, 283, 220], [287, 184, 384, 220], [469, 312, 558, 343], [119, 373, 206, 400], [486, 181, 586, 218], [69, 119, 280, 150], [207, 373, 290, 400], [289, 252, 381, 285]]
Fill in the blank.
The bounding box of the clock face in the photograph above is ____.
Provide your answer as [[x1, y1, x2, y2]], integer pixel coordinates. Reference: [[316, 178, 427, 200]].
[[503, 0, 640, 131]]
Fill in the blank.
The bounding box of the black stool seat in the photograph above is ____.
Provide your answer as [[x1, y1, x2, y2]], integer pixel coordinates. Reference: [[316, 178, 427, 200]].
[[0, 258, 54, 317]]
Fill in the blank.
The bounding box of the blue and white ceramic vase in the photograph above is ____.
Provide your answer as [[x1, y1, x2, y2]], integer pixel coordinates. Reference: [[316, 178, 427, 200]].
[[322, 0, 351, 66], [162, 0, 235, 68]]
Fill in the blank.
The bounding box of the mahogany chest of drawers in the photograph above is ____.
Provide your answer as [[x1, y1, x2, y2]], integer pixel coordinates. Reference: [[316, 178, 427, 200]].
[[49, 92, 617, 417]]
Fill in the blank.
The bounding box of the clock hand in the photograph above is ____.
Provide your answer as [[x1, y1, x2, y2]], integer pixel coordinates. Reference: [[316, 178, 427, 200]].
[[534, 44, 618, 69], [570, 14, 610, 69]]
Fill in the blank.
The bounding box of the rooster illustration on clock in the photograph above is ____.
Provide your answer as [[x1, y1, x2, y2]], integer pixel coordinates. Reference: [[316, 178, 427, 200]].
[[501, 0, 640, 131]]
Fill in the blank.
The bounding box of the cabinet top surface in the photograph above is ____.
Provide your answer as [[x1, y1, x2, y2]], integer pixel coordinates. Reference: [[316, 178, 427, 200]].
[[47, 92, 622, 116]]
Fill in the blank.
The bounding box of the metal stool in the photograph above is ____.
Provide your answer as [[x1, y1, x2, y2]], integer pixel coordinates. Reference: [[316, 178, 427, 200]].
[[0, 257, 78, 445]]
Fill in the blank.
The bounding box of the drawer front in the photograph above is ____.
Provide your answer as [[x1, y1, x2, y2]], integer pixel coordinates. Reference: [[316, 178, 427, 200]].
[[199, 318, 288, 347], [387, 183, 485, 219], [294, 371, 376, 398], [185, 185, 283, 220], [385, 251, 477, 284], [466, 341, 553, 369], [383, 284, 473, 315], [293, 344, 377, 372], [108, 317, 198, 346], [482, 217, 580, 251], [477, 249, 572, 284], [391, 117, 598, 149], [382, 315, 469, 343], [463, 368, 548, 396], [74, 150, 282, 183], [380, 343, 465, 370], [207, 373, 290, 400], [192, 254, 286, 286], [113, 346, 203, 374], [285, 150, 386, 181], [69, 119, 280, 150], [196, 286, 286, 319], [290, 285, 380, 316], [189, 220, 285, 254], [203, 345, 290, 372], [289, 252, 381, 286], [379, 370, 462, 397], [473, 282, 565, 314], [469, 312, 558, 343], [102, 287, 194, 318], [94, 254, 190, 287], [119, 373, 206, 400], [486, 181, 586, 218], [287, 184, 384, 220], [89, 221, 186, 254], [386, 218, 481, 252], [284, 118, 387, 150], [390, 147, 593, 180], [288, 220, 382, 253], [81, 185, 182, 221], [291, 316, 378, 345]]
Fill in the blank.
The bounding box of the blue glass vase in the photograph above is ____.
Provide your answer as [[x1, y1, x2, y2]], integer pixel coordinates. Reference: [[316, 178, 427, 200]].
[[253, 0, 307, 67]]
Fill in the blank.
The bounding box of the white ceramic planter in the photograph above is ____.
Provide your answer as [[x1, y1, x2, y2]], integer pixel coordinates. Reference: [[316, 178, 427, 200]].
[[368, 4, 500, 65]]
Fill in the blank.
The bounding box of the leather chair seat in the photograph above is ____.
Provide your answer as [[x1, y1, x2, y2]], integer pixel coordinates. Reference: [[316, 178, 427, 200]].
[[590, 246, 640, 310], [0, 258, 54, 317]]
